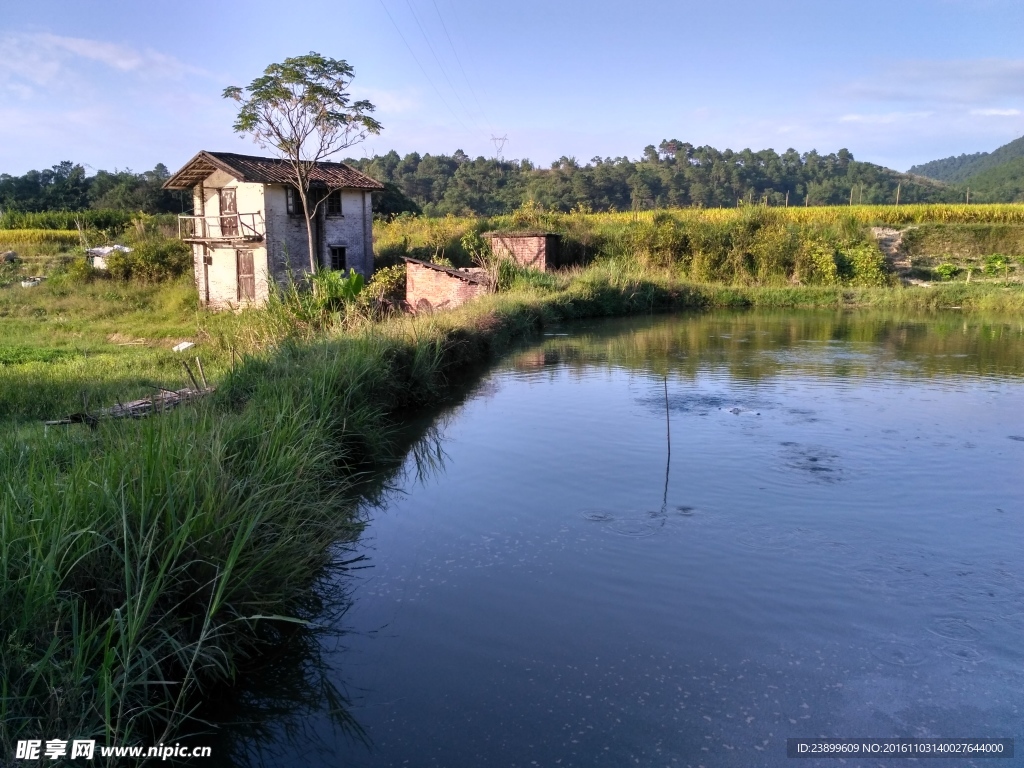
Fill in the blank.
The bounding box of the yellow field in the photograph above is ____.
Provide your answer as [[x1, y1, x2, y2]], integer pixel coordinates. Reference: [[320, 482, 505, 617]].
[[374, 203, 1024, 259], [0, 229, 83, 248]]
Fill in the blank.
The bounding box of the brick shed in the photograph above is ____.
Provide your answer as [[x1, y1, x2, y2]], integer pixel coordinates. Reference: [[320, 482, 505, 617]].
[[484, 231, 563, 271], [404, 258, 490, 311]]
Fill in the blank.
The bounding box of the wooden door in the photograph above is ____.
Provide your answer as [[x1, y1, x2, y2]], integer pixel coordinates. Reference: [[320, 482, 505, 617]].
[[236, 249, 255, 301], [219, 188, 238, 237]]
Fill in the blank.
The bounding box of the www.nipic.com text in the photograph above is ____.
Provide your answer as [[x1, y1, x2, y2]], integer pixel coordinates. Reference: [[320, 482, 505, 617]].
[[15, 740, 211, 761]]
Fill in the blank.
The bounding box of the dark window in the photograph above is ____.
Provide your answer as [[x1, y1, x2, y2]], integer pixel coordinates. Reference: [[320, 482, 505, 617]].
[[326, 190, 343, 216], [330, 246, 347, 271], [286, 187, 304, 216]]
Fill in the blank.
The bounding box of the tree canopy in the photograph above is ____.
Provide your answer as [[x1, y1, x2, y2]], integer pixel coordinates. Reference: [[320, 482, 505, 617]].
[[346, 141, 957, 217], [0, 162, 186, 214], [224, 52, 382, 271]]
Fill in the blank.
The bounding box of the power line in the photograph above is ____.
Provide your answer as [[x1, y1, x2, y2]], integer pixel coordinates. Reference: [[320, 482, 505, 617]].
[[376, 0, 471, 133], [429, 0, 493, 132], [403, 0, 484, 134]]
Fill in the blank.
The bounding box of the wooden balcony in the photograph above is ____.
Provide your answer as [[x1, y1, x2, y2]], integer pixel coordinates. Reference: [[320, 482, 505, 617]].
[[178, 213, 265, 244]]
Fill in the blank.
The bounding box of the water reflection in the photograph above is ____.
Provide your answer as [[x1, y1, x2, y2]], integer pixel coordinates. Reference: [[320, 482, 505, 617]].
[[195, 414, 460, 767], [213, 310, 1024, 767], [511, 310, 1024, 381]]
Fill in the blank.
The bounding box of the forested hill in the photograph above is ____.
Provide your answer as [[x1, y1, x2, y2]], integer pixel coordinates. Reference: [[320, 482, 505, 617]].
[[909, 135, 1024, 183], [2, 143, 953, 217], [347, 141, 954, 217]]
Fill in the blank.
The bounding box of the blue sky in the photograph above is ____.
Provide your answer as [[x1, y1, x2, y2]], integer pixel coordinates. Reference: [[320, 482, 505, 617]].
[[2, 0, 1023, 176]]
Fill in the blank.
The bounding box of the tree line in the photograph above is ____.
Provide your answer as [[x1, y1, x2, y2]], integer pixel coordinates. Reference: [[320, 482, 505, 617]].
[[0, 161, 188, 214], [348, 141, 960, 218], [2, 142, 967, 219]]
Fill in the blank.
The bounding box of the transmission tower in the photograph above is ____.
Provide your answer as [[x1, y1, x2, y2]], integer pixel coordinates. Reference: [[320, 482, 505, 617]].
[[491, 134, 508, 161]]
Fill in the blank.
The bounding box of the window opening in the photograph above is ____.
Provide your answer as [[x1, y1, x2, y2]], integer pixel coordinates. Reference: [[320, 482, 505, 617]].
[[326, 190, 343, 216], [330, 246, 347, 271]]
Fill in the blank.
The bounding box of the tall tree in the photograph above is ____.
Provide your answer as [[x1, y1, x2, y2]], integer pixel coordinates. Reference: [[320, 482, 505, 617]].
[[223, 52, 382, 272]]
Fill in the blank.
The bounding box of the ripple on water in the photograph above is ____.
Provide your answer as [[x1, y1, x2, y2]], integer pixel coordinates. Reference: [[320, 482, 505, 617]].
[[928, 616, 981, 642], [941, 645, 986, 664], [779, 442, 843, 482], [606, 519, 659, 538], [871, 641, 926, 667], [581, 510, 615, 523], [735, 528, 807, 553]]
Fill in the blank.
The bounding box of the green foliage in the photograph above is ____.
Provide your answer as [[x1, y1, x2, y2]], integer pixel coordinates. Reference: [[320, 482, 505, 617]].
[[361, 264, 406, 306], [224, 52, 383, 272], [984, 253, 1010, 277], [106, 239, 192, 282], [840, 242, 890, 286], [224, 53, 381, 148], [373, 181, 422, 220], [62, 256, 100, 284], [347, 142, 960, 216], [934, 263, 960, 281], [312, 268, 364, 307], [265, 269, 367, 332], [909, 134, 1024, 184], [0, 209, 134, 231], [0, 162, 186, 215]]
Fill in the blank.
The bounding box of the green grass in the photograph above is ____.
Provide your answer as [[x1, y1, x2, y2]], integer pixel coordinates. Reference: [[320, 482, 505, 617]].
[[0, 277, 245, 425], [4, 249, 1024, 755]]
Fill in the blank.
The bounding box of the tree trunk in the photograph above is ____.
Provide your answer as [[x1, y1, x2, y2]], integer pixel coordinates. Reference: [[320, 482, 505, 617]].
[[304, 209, 317, 273], [298, 186, 317, 273]]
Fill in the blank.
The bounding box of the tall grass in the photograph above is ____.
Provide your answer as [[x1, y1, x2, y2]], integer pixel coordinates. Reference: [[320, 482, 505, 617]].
[[0, 210, 138, 232], [374, 203, 1024, 260]]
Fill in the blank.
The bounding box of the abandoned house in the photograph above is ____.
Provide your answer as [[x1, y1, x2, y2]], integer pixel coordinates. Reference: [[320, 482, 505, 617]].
[[483, 231, 565, 271], [403, 257, 490, 311], [163, 151, 384, 309]]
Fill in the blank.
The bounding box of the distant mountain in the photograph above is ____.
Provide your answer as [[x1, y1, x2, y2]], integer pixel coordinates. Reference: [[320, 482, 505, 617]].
[[909, 135, 1024, 184], [956, 155, 1024, 202]]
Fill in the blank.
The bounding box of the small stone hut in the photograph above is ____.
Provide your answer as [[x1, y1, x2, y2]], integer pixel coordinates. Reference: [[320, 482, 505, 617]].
[[404, 257, 489, 311], [483, 231, 563, 271]]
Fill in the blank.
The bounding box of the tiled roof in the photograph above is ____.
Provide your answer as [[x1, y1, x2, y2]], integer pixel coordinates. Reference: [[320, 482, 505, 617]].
[[163, 150, 384, 190]]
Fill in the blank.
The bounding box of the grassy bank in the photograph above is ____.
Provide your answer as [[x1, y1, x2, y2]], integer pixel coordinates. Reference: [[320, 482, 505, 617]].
[[4, 239, 1024, 758]]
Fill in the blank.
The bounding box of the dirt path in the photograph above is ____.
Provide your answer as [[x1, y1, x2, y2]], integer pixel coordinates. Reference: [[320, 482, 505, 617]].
[[870, 227, 912, 275]]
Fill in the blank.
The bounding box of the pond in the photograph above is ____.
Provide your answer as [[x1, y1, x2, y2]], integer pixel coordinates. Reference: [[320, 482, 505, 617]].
[[219, 311, 1024, 767]]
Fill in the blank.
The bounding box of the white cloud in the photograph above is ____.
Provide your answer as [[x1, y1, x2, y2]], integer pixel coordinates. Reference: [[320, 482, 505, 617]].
[[970, 108, 1021, 116], [844, 58, 1024, 105], [839, 111, 933, 124], [0, 32, 214, 92]]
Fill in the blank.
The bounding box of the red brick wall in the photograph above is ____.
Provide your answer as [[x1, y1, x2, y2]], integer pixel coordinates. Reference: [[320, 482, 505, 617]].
[[487, 235, 551, 270], [406, 262, 488, 310]]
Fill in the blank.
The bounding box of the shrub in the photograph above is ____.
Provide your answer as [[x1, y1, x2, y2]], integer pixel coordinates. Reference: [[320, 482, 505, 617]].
[[64, 256, 99, 284], [107, 239, 191, 282], [934, 263, 960, 281], [984, 253, 1010, 278], [841, 242, 889, 286], [362, 264, 406, 306]]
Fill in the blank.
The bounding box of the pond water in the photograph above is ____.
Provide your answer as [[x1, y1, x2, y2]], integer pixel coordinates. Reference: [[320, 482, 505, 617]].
[[223, 311, 1024, 767]]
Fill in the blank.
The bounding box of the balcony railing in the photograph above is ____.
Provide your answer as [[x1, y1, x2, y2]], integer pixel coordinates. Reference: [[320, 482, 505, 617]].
[[178, 213, 265, 243]]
